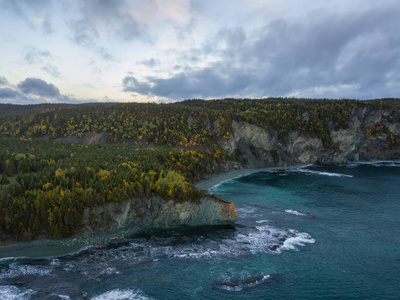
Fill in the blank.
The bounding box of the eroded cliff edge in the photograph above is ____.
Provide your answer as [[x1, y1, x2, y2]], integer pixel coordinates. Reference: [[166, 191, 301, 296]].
[[220, 104, 400, 167], [82, 196, 238, 234]]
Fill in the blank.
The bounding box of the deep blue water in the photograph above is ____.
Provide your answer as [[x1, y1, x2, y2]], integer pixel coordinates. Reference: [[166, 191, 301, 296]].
[[1, 162, 400, 299]]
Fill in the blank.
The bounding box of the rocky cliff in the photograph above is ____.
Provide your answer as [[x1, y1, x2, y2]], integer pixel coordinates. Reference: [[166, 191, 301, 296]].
[[82, 196, 238, 234], [82, 104, 399, 236], [219, 104, 400, 167]]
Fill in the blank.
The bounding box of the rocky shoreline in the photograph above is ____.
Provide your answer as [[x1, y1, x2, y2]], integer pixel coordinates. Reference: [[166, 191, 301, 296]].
[[81, 195, 238, 235]]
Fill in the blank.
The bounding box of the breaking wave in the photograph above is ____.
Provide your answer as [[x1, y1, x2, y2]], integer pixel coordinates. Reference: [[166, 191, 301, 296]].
[[348, 161, 400, 168], [208, 174, 247, 193], [0, 263, 52, 279], [0, 285, 36, 299], [292, 169, 354, 178], [285, 209, 314, 218]]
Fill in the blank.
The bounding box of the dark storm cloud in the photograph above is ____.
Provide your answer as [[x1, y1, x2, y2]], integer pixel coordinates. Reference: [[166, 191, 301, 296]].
[[18, 78, 60, 97], [123, 3, 400, 100], [0, 88, 20, 99], [122, 76, 151, 94], [24, 46, 52, 64], [0, 78, 86, 104]]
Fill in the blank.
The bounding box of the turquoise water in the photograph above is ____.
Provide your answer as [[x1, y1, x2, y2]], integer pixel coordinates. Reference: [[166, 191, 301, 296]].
[[1, 162, 400, 299]]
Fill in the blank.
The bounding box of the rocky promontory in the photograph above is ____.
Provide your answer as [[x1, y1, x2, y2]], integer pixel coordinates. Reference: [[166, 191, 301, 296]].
[[82, 196, 238, 234]]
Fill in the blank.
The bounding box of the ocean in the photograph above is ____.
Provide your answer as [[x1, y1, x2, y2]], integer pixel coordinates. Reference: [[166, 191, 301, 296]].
[[0, 162, 399, 299]]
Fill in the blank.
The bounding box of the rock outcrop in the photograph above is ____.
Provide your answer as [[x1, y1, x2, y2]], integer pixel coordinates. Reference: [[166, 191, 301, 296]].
[[82, 196, 238, 234], [219, 104, 400, 167]]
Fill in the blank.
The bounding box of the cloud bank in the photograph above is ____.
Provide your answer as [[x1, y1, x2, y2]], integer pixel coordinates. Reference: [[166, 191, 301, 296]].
[[0, 76, 79, 104], [123, 2, 400, 100], [1, 0, 400, 103]]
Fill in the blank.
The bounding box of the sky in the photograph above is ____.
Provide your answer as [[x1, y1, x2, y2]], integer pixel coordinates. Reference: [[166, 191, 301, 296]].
[[1, 0, 400, 104]]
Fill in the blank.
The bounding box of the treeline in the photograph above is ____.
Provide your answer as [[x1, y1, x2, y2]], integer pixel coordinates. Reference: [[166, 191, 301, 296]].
[[0, 103, 232, 148], [0, 138, 227, 240], [2, 98, 399, 150], [178, 98, 400, 148]]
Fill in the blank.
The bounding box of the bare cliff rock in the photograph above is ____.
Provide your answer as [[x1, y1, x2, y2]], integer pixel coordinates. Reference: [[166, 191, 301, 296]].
[[82, 196, 238, 234], [219, 105, 400, 167]]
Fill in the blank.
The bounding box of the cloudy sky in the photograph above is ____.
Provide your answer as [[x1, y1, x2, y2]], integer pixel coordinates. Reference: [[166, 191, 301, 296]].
[[1, 0, 400, 104]]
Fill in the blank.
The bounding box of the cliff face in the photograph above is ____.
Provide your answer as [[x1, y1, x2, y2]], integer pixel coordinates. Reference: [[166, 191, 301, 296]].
[[82, 196, 238, 234], [220, 105, 400, 167]]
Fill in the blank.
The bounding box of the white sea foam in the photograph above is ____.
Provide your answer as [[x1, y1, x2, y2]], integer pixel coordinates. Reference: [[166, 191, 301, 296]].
[[349, 161, 400, 167], [0, 285, 36, 299], [235, 207, 256, 214], [208, 174, 246, 193], [293, 169, 353, 177], [285, 209, 308, 216], [51, 294, 70, 300], [99, 267, 121, 277], [237, 224, 314, 254], [280, 231, 315, 251], [92, 288, 152, 300], [0, 263, 52, 279], [256, 220, 269, 224], [297, 163, 315, 169], [50, 258, 61, 266], [111, 222, 315, 260]]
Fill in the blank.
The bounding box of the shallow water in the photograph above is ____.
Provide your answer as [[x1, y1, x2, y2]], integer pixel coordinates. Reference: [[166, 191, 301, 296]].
[[1, 162, 399, 299]]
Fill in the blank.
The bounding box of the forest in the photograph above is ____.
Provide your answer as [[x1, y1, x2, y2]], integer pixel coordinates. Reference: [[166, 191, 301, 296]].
[[0, 98, 399, 241]]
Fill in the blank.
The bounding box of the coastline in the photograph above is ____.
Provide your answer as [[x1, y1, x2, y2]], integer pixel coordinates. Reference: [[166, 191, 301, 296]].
[[195, 163, 313, 192], [1, 160, 398, 258], [0, 166, 272, 258]]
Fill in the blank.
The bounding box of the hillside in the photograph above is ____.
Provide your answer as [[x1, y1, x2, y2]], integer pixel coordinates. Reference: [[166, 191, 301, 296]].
[[0, 98, 400, 242]]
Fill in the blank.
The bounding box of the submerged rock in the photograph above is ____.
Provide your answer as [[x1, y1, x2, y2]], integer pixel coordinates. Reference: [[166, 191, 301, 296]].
[[215, 274, 270, 291], [82, 196, 238, 234]]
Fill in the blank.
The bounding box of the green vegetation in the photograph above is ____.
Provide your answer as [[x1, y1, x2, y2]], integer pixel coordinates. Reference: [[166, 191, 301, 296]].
[[178, 98, 399, 148], [0, 97, 399, 241], [0, 103, 232, 148], [0, 138, 228, 240]]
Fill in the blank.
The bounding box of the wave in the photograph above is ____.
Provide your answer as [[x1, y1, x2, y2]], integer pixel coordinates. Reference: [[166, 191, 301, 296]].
[[237, 224, 314, 254], [54, 294, 70, 300], [208, 174, 247, 193], [285, 209, 308, 216], [297, 163, 316, 169], [292, 169, 354, 178], [281, 231, 316, 251], [348, 161, 400, 167], [0, 263, 52, 279], [99, 267, 121, 277], [92, 288, 153, 300], [109, 222, 315, 260], [0, 285, 36, 299], [255, 220, 269, 224], [235, 207, 257, 214]]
